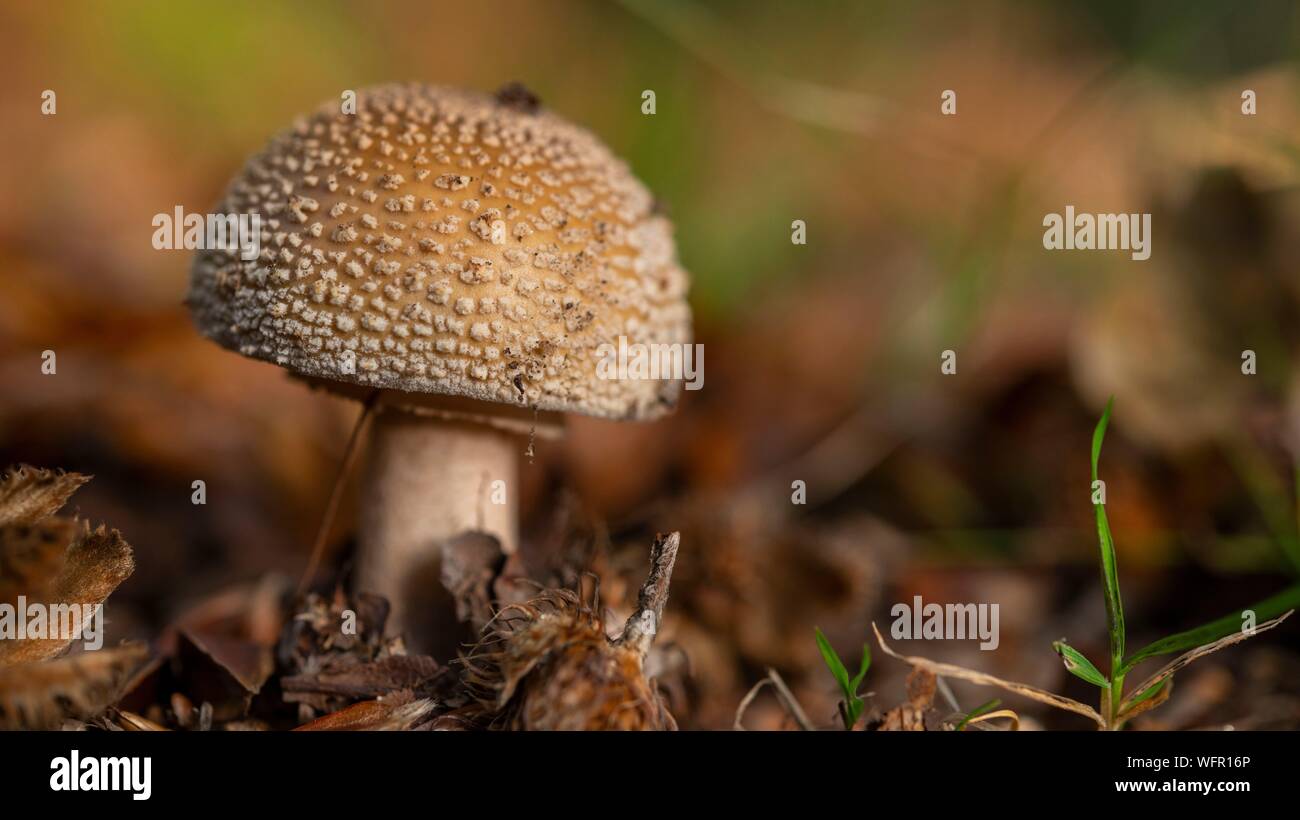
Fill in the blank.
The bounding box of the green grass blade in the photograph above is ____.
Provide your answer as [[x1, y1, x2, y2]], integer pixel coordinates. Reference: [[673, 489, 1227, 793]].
[[1091, 398, 1126, 670], [955, 698, 1002, 731], [1052, 641, 1110, 688], [815, 627, 851, 699], [850, 643, 872, 692], [1124, 678, 1167, 707], [1120, 582, 1300, 674]]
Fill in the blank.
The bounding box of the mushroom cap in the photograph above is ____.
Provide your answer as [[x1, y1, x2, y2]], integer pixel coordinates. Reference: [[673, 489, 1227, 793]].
[[189, 84, 692, 421]]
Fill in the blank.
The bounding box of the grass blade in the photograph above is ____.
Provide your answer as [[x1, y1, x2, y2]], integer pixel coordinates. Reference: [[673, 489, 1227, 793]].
[[1120, 584, 1300, 674], [955, 698, 1002, 731], [1122, 611, 1293, 711], [1052, 641, 1109, 688], [1116, 678, 1173, 726], [814, 626, 851, 697], [1091, 398, 1125, 671], [1118, 677, 1168, 714], [850, 643, 872, 692], [873, 623, 1106, 729], [816, 626, 865, 727]]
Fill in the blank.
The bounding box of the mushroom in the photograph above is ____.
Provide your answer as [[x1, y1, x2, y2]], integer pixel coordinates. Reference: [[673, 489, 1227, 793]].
[[188, 84, 692, 650]]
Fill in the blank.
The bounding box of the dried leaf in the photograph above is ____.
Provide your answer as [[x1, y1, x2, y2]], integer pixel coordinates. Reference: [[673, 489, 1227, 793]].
[[440, 531, 503, 630], [461, 539, 681, 731], [959, 708, 1021, 731], [0, 466, 90, 528], [877, 667, 936, 731], [275, 587, 442, 718], [180, 627, 273, 695], [1117, 678, 1173, 725], [112, 709, 170, 731], [294, 697, 435, 731], [0, 522, 135, 666], [282, 654, 442, 700], [0, 643, 148, 729], [872, 623, 1106, 729], [221, 719, 270, 731], [277, 588, 393, 671], [0, 517, 79, 601], [50, 524, 134, 610]]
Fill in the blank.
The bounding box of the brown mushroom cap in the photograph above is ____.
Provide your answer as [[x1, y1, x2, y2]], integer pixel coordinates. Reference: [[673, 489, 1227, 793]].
[[189, 83, 691, 421]]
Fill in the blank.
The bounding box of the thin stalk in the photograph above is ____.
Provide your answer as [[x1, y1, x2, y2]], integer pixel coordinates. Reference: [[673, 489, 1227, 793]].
[[1091, 399, 1126, 728], [1098, 491, 1125, 726], [297, 391, 379, 596], [1107, 672, 1126, 730]]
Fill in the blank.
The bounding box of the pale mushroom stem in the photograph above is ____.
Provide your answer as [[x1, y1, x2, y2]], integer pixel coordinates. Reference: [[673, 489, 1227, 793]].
[[358, 409, 518, 652]]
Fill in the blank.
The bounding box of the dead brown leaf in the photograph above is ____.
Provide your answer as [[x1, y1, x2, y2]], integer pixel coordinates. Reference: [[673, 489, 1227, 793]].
[[0, 643, 148, 729], [440, 531, 503, 631], [877, 667, 937, 731], [294, 695, 435, 731], [281, 654, 442, 701], [111, 709, 170, 731], [0, 465, 90, 528], [0, 466, 135, 665]]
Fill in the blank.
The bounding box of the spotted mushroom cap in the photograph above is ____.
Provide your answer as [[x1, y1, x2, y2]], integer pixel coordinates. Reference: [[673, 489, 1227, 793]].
[[188, 83, 691, 420]]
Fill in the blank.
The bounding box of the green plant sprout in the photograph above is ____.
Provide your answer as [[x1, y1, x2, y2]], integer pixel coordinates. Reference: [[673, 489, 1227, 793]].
[[1061, 398, 1300, 728], [872, 398, 1300, 730], [815, 627, 870, 730]]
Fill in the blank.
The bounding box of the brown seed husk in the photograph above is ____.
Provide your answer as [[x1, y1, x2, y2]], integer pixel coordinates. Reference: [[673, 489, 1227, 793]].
[[0, 465, 135, 666], [0, 643, 148, 729]]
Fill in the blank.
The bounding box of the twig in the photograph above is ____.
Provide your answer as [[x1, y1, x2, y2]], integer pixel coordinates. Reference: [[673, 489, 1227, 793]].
[[734, 668, 816, 731], [767, 667, 815, 730], [935, 676, 962, 713], [296, 391, 379, 596], [618, 532, 681, 657], [733, 678, 773, 730]]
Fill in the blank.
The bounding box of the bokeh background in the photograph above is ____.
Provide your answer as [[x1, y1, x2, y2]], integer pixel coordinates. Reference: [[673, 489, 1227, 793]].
[[3, 0, 1300, 729]]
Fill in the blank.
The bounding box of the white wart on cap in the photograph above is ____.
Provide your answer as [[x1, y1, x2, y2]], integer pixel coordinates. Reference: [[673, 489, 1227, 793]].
[[189, 83, 691, 421]]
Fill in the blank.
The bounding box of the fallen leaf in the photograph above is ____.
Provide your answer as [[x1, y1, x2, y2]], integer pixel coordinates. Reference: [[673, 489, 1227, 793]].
[[112, 709, 170, 731], [0, 466, 90, 528], [281, 654, 442, 701], [0, 466, 135, 666], [181, 627, 273, 695], [440, 531, 503, 630], [294, 696, 435, 731], [877, 667, 937, 731], [0, 643, 148, 729]]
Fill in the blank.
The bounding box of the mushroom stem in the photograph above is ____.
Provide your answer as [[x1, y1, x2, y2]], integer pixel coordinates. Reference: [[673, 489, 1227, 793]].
[[358, 409, 518, 653], [618, 531, 681, 658]]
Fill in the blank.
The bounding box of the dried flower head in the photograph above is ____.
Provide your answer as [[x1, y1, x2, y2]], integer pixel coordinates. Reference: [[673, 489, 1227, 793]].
[[462, 533, 680, 730]]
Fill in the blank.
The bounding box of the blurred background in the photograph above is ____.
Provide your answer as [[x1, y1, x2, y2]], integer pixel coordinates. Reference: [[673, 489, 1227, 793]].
[[2, 0, 1300, 729]]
